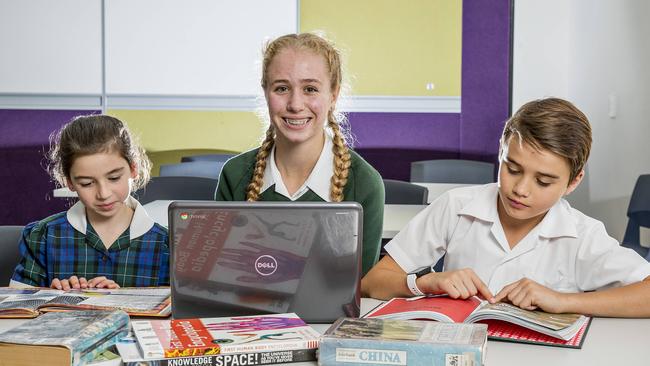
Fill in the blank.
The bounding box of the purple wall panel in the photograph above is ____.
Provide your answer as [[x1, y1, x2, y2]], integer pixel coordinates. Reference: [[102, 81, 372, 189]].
[[349, 113, 461, 179], [460, 0, 511, 160], [349, 112, 460, 150], [0, 109, 98, 225]]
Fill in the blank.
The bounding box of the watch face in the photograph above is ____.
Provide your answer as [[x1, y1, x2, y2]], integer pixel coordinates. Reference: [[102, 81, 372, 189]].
[[414, 266, 432, 278]]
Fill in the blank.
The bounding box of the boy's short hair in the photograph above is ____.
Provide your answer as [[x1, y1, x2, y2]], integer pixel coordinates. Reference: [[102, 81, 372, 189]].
[[500, 98, 592, 183]]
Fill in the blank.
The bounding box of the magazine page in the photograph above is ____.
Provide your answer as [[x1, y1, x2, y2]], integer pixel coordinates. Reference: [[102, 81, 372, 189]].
[[39, 287, 171, 316], [0, 288, 62, 317], [466, 301, 588, 340], [364, 296, 482, 323]]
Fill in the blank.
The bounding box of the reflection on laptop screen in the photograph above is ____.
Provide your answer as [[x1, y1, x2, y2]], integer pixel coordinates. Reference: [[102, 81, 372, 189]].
[[169, 201, 363, 323]]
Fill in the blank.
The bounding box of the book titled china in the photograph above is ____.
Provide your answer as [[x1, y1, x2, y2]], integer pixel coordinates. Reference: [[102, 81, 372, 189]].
[[366, 296, 591, 348], [131, 313, 319, 360], [319, 317, 487, 366], [0, 287, 171, 318], [0, 309, 129, 366]]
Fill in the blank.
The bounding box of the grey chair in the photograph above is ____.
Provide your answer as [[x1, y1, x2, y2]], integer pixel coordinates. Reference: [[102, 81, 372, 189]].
[[0, 226, 24, 286], [410, 159, 495, 184], [181, 153, 235, 163], [133, 176, 219, 205], [383, 179, 428, 205], [159, 161, 225, 180], [622, 174, 650, 261]]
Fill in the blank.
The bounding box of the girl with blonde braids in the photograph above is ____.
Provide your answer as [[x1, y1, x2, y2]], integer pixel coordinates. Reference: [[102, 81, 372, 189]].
[[216, 33, 384, 276]]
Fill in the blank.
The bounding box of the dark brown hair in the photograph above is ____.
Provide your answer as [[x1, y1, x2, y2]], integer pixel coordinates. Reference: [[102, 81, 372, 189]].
[[501, 98, 592, 183], [49, 114, 151, 191]]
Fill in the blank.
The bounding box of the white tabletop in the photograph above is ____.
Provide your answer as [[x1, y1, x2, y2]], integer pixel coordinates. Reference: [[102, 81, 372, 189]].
[[1, 299, 648, 366], [143, 200, 428, 240]]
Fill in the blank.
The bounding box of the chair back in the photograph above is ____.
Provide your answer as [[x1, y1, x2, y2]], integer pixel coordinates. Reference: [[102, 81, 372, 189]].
[[159, 161, 225, 180], [0, 226, 23, 286], [410, 159, 495, 184], [133, 176, 219, 205], [383, 179, 428, 205], [181, 153, 235, 163], [622, 174, 650, 260]]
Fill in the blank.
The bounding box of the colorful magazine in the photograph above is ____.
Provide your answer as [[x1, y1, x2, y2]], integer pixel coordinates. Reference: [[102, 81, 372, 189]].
[[365, 296, 591, 348], [117, 331, 316, 366], [131, 313, 320, 360], [0, 309, 129, 366], [319, 317, 487, 366], [0, 287, 171, 318]]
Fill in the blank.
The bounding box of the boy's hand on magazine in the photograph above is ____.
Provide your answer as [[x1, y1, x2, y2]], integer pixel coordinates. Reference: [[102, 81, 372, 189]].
[[494, 278, 567, 313], [422, 268, 495, 303]]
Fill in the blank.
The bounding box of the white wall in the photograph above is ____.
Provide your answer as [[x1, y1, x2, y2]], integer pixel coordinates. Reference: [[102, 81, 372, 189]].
[[513, 0, 650, 243]]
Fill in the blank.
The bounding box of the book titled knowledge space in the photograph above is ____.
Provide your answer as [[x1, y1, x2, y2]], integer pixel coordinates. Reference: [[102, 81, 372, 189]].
[[318, 317, 487, 366]]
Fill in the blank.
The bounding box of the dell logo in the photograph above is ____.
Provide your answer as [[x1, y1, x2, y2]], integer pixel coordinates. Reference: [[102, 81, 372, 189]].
[[254, 255, 278, 276]]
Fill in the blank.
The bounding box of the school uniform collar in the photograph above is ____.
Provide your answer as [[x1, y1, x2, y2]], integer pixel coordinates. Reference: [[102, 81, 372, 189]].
[[458, 183, 501, 223], [261, 131, 334, 202], [459, 183, 578, 239], [537, 199, 579, 239], [66, 195, 155, 240]]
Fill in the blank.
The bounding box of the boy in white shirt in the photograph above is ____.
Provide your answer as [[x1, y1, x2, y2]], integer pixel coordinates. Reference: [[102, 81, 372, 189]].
[[362, 98, 650, 316]]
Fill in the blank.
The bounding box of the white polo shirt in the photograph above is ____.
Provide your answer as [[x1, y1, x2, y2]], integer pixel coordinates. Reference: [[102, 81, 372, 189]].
[[261, 131, 334, 202], [386, 183, 650, 294]]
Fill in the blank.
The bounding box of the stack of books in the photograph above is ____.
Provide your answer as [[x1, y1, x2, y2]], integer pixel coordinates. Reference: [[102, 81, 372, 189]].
[[0, 309, 130, 366], [117, 312, 320, 366]]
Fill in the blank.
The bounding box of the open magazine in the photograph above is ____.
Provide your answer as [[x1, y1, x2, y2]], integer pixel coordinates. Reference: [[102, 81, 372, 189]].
[[365, 296, 591, 348], [0, 287, 171, 318]]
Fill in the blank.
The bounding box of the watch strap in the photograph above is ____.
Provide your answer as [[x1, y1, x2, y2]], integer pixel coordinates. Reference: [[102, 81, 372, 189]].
[[406, 273, 424, 296]]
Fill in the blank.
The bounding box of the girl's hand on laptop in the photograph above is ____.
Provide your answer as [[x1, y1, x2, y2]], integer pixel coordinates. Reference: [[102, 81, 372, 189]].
[[50, 276, 120, 291], [494, 277, 567, 313], [420, 268, 495, 302]]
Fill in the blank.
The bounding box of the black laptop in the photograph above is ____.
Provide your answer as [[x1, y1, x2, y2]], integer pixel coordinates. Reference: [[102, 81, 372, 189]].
[[168, 201, 363, 323]]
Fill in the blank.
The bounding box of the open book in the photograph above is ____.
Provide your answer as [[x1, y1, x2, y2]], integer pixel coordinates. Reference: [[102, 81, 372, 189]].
[[365, 296, 591, 348], [0, 287, 171, 318]]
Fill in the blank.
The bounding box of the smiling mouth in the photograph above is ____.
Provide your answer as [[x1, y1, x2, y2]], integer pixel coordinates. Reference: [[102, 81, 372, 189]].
[[283, 118, 310, 126]]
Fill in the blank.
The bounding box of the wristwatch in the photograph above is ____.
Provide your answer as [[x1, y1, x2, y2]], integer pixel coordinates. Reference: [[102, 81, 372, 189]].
[[406, 265, 434, 296]]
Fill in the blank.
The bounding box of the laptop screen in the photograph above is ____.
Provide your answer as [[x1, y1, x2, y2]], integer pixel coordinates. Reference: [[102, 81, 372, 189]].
[[168, 201, 363, 323]]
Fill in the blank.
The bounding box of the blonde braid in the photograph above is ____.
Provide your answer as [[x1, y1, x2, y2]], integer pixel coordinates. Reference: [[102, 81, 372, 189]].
[[329, 117, 351, 202], [246, 126, 275, 201]]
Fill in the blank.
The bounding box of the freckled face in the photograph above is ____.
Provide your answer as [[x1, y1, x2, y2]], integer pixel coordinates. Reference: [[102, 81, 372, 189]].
[[264, 48, 337, 147], [66, 150, 137, 221], [497, 138, 582, 227]]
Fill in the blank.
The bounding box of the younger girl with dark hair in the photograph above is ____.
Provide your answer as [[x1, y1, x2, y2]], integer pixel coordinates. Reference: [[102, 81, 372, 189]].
[[12, 115, 169, 289]]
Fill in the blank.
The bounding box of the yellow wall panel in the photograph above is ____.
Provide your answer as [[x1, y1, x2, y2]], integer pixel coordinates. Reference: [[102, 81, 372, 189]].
[[300, 0, 461, 97], [107, 109, 265, 175]]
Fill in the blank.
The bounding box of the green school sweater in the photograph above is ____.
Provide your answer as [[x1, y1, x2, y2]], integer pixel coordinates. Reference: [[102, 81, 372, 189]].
[[215, 148, 385, 276]]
